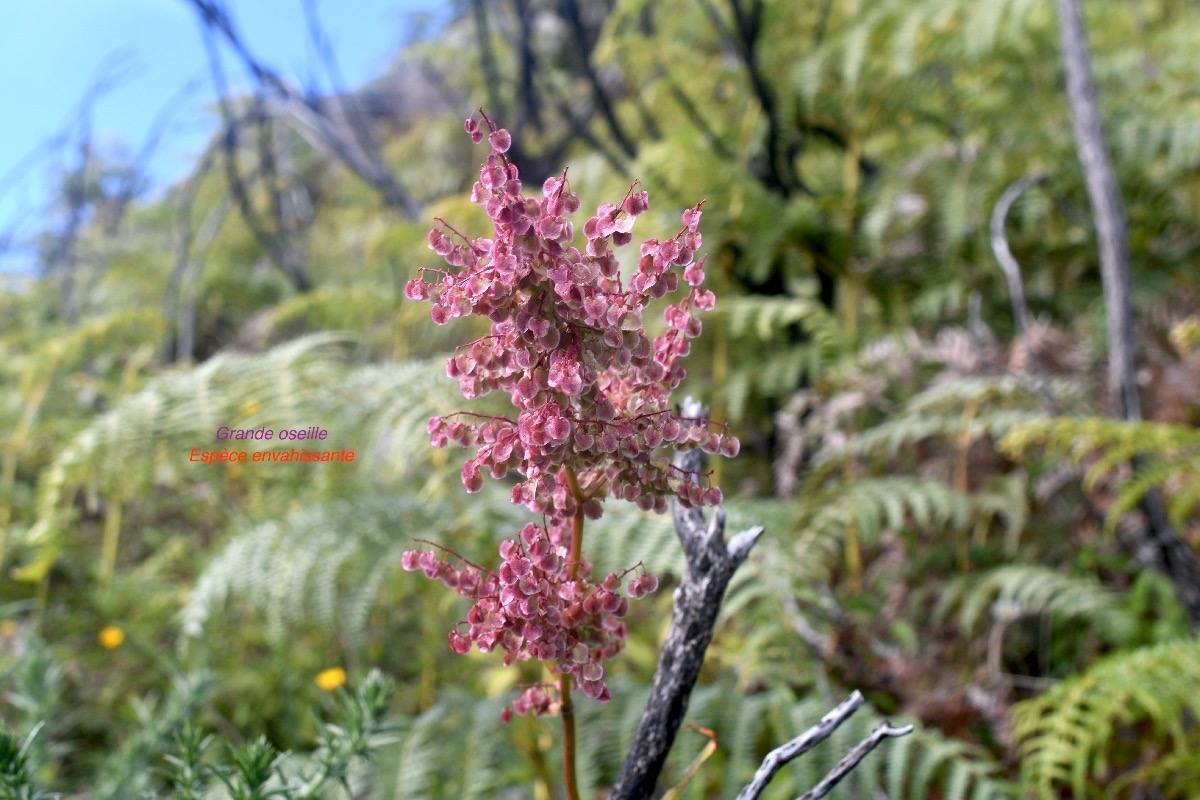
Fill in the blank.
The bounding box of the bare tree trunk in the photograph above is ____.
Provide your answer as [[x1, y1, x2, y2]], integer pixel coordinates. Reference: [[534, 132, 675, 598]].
[[611, 399, 763, 799], [610, 406, 910, 799], [1054, 0, 1137, 419], [1055, 0, 1200, 632]]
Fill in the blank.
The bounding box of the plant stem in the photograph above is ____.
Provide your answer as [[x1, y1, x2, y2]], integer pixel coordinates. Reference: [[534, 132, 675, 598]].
[[559, 467, 586, 800], [559, 670, 580, 800]]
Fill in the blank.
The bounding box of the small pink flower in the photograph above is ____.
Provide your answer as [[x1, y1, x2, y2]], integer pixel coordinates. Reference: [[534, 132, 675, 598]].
[[489, 129, 513, 153]]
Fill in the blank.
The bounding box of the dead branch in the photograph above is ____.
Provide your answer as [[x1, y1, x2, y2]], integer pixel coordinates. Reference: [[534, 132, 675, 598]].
[[511, 0, 542, 131], [161, 139, 229, 363], [735, 690, 912, 800], [300, 0, 386, 170], [184, 0, 420, 219], [558, 0, 637, 162], [1055, 0, 1200, 632], [795, 720, 914, 800], [176, 195, 231, 362], [723, 0, 800, 196], [989, 173, 1047, 336], [35, 54, 137, 323], [99, 77, 204, 237], [610, 397, 763, 799]]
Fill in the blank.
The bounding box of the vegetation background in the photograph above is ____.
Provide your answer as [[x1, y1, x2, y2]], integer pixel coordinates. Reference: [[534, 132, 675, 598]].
[[2, 0, 1200, 797]]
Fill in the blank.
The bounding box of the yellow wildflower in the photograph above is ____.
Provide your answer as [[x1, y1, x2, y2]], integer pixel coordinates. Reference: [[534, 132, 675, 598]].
[[98, 626, 125, 650], [315, 667, 347, 691]]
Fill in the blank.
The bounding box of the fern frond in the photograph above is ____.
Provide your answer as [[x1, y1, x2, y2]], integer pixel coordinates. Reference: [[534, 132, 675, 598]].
[[1012, 638, 1200, 798], [710, 293, 848, 421], [390, 699, 449, 798], [935, 565, 1128, 635], [902, 375, 1081, 417], [1000, 416, 1200, 532], [179, 489, 505, 642], [799, 477, 971, 571], [1001, 417, 1200, 474], [15, 334, 354, 581], [17, 337, 471, 583], [1112, 729, 1200, 799]]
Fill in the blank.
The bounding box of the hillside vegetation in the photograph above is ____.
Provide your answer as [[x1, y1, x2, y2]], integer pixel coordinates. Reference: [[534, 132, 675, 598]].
[[2, 0, 1200, 797]]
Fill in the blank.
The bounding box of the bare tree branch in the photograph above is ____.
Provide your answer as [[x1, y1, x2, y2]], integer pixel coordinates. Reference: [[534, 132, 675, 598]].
[[1054, 0, 1137, 418], [611, 398, 763, 800], [734, 690, 912, 800], [161, 140, 219, 364], [200, 24, 292, 276], [29, 54, 137, 323], [176, 195, 231, 363], [471, 0, 509, 127], [1055, 0, 1200, 632], [254, 95, 311, 289], [100, 76, 204, 236], [196, 13, 316, 291], [300, 0, 385, 167], [600, 395, 911, 800], [558, 0, 637, 162], [510, 0, 542, 130], [45, 141, 89, 324], [724, 0, 800, 196], [184, 0, 420, 218], [736, 691, 866, 800], [989, 172, 1047, 336], [794, 721, 914, 800], [542, 83, 629, 177]]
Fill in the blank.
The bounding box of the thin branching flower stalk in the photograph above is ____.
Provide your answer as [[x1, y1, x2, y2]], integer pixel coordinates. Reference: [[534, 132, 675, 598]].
[[401, 109, 735, 798]]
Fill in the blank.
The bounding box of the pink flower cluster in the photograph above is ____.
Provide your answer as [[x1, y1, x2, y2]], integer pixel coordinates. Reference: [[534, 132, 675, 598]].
[[402, 521, 657, 712], [402, 109, 735, 717], [405, 110, 737, 517]]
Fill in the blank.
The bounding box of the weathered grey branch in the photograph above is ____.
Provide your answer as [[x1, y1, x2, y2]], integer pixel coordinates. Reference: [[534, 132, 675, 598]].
[[199, 24, 306, 289], [300, 0, 387, 176], [1055, 0, 1200, 632], [542, 83, 629, 177], [610, 398, 763, 800], [100, 76, 202, 237], [1055, 0, 1136, 419], [611, 398, 910, 798], [989, 173, 1047, 336], [38, 55, 136, 324], [736, 691, 864, 800], [735, 691, 912, 800], [794, 720, 914, 800]]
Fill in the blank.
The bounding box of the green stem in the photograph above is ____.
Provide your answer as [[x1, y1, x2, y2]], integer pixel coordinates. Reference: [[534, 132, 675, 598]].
[[559, 671, 580, 800], [559, 467, 586, 800]]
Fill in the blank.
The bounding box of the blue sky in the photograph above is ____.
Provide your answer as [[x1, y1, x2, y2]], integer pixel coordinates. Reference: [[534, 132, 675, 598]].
[[0, 0, 440, 273]]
